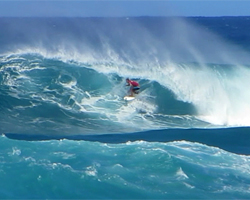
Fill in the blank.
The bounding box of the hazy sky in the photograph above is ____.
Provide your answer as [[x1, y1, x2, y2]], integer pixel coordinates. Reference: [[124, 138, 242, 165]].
[[0, 0, 250, 17]]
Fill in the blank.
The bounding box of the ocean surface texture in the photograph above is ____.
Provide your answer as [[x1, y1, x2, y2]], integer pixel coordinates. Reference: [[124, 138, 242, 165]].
[[1, 16, 250, 199]]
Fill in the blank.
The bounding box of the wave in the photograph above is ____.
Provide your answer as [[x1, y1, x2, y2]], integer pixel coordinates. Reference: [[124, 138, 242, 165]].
[[1, 17, 250, 135], [0, 53, 204, 135], [1, 134, 250, 199], [1, 52, 250, 136], [5, 126, 250, 155]]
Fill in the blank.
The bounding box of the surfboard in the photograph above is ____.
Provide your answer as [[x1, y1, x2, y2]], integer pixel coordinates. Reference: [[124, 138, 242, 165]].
[[124, 96, 135, 101]]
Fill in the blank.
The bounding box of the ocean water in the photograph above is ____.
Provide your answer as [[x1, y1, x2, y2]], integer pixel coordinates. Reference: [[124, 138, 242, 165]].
[[1, 16, 250, 199]]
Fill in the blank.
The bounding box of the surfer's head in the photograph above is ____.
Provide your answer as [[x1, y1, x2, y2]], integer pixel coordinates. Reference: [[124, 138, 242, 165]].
[[126, 78, 130, 83]]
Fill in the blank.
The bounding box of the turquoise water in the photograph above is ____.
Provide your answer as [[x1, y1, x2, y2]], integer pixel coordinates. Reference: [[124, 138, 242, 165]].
[[1, 17, 250, 199], [1, 135, 250, 199]]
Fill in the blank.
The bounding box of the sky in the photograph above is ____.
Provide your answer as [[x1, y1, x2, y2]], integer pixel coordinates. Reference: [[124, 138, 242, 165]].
[[0, 0, 250, 17]]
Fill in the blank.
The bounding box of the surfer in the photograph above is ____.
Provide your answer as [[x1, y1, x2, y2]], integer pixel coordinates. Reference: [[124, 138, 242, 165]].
[[126, 78, 140, 96]]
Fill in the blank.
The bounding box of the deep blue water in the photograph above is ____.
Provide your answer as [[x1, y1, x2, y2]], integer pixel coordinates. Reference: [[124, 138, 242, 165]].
[[1, 16, 250, 199]]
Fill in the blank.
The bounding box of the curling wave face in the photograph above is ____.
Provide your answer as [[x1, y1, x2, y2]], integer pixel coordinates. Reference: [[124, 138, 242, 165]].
[[0, 53, 208, 135]]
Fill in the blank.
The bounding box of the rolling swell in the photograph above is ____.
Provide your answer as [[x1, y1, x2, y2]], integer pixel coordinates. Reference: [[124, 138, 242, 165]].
[[1, 134, 250, 199], [5, 127, 250, 155]]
